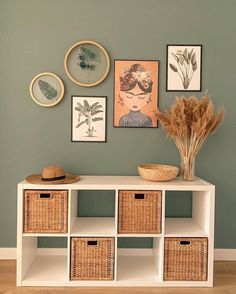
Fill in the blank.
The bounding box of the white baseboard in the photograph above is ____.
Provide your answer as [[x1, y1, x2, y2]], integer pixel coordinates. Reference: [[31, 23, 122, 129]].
[[0, 248, 17, 259], [1, 248, 236, 260], [214, 249, 236, 260]]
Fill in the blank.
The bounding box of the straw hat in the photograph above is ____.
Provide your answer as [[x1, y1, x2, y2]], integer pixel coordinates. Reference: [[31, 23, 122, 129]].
[[26, 165, 80, 184]]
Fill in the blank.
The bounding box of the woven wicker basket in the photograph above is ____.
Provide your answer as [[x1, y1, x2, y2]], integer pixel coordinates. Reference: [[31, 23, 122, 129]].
[[138, 164, 179, 181], [23, 190, 68, 233], [164, 237, 208, 281], [70, 237, 115, 280], [118, 190, 162, 234]]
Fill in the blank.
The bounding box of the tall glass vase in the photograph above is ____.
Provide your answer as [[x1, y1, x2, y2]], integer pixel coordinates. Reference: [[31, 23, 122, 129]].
[[181, 155, 195, 181]]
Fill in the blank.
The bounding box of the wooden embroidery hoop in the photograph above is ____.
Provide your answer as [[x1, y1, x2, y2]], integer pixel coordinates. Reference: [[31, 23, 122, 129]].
[[64, 40, 110, 87], [29, 72, 64, 107]]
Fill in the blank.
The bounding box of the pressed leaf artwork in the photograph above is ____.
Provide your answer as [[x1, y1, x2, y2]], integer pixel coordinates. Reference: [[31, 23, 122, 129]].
[[72, 96, 106, 142], [65, 41, 110, 87], [167, 45, 202, 91], [77, 46, 102, 76], [38, 80, 58, 100]]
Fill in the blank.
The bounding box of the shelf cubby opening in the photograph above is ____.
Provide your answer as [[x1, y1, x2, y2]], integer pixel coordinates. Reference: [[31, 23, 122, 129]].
[[117, 237, 162, 284], [21, 236, 68, 286], [165, 190, 211, 237], [70, 190, 116, 236]]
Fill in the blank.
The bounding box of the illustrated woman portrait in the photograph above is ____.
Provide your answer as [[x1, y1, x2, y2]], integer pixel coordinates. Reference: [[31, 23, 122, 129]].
[[118, 63, 155, 127]]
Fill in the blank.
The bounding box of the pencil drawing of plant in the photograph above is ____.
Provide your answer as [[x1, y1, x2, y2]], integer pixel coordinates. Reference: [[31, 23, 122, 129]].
[[169, 48, 197, 89], [75, 99, 103, 137]]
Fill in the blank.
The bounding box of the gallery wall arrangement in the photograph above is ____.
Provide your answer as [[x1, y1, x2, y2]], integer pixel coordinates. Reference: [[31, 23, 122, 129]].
[[0, 0, 235, 256]]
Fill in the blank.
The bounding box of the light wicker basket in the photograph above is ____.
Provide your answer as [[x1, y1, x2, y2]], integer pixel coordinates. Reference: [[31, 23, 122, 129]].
[[23, 190, 68, 233], [138, 164, 179, 182], [70, 237, 115, 281], [164, 237, 208, 281], [118, 190, 162, 234]]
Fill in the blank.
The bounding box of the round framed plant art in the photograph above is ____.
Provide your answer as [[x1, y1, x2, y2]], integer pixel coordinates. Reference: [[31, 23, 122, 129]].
[[64, 41, 110, 87], [29, 72, 64, 107]]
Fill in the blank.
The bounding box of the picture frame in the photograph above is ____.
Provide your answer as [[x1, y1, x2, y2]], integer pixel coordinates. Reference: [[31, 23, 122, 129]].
[[64, 41, 110, 87], [71, 95, 107, 142], [166, 44, 202, 92], [113, 59, 159, 128], [29, 72, 64, 107]]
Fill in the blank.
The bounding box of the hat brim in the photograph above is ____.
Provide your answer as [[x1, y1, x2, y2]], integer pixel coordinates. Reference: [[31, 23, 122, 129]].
[[26, 173, 80, 184]]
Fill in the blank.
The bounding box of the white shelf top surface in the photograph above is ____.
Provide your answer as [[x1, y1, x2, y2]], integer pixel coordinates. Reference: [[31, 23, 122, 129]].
[[71, 217, 115, 236], [19, 176, 214, 190], [165, 218, 208, 237]]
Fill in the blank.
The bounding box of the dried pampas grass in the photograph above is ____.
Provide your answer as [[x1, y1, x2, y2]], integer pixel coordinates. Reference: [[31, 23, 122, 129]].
[[157, 93, 224, 180]]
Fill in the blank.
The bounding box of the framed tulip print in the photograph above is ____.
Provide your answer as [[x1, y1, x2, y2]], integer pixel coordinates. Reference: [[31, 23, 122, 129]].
[[29, 72, 64, 107], [166, 44, 202, 91], [71, 96, 107, 142], [114, 59, 159, 128]]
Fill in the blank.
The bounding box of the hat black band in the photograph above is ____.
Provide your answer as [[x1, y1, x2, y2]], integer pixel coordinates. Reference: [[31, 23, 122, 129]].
[[41, 175, 66, 182]]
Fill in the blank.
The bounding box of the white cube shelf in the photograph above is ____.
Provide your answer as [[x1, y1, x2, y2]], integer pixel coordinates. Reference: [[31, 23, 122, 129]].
[[17, 176, 215, 287]]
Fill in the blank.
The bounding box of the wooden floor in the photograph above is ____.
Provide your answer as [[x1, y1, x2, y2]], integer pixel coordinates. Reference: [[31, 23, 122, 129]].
[[0, 260, 235, 294]]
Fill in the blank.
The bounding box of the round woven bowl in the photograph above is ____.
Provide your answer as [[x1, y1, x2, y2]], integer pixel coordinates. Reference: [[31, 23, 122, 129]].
[[138, 164, 179, 182]]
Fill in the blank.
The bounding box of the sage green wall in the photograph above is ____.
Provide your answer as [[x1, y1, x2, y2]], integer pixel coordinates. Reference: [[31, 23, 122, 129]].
[[0, 0, 235, 249]]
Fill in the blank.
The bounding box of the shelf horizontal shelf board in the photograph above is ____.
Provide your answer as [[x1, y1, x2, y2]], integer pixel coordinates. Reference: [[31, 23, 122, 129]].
[[19, 176, 214, 191], [118, 234, 162, 237], [22, 255, 67, 286], [165, 218, 208, 237], [70, 217, 115, 236], [22, 233, 68, 237]]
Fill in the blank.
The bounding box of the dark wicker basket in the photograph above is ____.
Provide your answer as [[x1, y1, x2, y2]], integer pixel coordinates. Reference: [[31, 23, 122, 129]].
[[164, 237, 208, 281], [70, 237, 115, 280], [23, 190, 68, 233], [118, 190, 162, 234]]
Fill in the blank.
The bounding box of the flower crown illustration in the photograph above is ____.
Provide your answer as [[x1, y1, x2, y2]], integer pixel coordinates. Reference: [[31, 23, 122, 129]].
[[119, 64, 153, 93]]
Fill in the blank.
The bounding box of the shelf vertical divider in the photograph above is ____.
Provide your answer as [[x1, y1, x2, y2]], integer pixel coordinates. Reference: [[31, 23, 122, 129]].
[[67, 189, 72, 284], [207, 186, 215, 287], [16, 183, 23, 286], [160, 189, 165, 282], [114, 189, 119, 281]]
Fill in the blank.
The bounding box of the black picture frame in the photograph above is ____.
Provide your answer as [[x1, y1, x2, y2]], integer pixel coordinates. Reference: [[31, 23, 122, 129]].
[[113, 59, 159, 128], [71, 95, 107, 143], [166, 44, 202, 92]]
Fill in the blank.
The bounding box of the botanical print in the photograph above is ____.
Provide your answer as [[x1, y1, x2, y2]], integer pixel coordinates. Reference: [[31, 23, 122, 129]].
[[114, 60, 159, 128], [38, 80, 58, 99], [72, 96, 106, 142], [77, 45, 102, 84], [65, 42, 108, 86], [167, 45, 202, 91], [78, 46, 98, 72], [31, 73, 63, 107]]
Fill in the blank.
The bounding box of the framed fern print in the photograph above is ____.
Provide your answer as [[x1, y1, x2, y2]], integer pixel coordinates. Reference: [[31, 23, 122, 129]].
[[71, 96, 107, 142], [166, 44, 202, 91], [29, 72, 64, 107]]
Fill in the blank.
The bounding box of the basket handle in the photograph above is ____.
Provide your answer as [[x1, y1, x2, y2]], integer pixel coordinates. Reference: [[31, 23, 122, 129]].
[[179, 240, 191, 246], [134, 193, 145, 199], [39, 193, 51, 199], [87, 240, 97, 246]]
